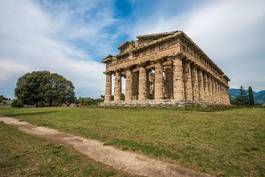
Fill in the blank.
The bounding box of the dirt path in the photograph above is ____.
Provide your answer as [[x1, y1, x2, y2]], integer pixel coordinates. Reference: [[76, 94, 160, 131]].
[[0, 117, 212, 177]]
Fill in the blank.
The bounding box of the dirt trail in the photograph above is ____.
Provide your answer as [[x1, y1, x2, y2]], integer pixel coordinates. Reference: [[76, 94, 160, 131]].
[[0, 117, 212, 177]]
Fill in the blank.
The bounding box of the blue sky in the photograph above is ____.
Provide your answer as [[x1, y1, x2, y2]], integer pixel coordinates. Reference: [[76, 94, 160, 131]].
[[0, 0, 265, 98]]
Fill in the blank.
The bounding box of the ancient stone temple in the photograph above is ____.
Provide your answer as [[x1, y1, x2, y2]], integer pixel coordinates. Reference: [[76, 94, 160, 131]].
[[102, 31, 230, 106]]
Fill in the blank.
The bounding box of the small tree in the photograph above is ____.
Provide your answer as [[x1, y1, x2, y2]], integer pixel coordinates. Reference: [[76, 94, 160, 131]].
[[248, 86, 255, 105]]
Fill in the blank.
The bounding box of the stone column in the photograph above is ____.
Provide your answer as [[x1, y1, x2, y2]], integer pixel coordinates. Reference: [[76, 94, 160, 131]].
[[138, 66, 148, 100], [225, 87, 230, 105], [125, 69, 132, 102], [191, 65, 199, 102], [212, 80, 215, 103], [132, 72, 139, 100], [184, 61, 193, 101], [155, 60, 164, 100], [173, 57, 184, 101], [165, 66, 173, 99], [114, 71, 121, 102], [208, 76, 212, 103], [104, 73, 112, 102], [198, 69, 204, 102], [204, 72, 209, 102], [217, 82, 220, 103], [222, 85, 226, 104]]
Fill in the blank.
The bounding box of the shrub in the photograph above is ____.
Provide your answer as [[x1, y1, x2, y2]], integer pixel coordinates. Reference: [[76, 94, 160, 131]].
[[11, 99, 24, 107]]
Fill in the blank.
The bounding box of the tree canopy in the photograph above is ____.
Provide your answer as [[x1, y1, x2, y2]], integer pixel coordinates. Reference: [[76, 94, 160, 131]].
[[15, 71, 75, 106], [0, 95, 8, 103]]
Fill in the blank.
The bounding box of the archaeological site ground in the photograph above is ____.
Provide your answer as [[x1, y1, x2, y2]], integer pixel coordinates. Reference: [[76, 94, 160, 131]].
[[0, 107, 264, 177]]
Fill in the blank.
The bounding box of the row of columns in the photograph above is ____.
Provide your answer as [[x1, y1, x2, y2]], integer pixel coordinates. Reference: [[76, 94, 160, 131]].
[[104, 57, 230, 105]]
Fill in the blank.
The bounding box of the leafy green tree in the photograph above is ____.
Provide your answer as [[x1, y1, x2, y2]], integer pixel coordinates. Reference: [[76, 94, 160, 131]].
[[11, 99, 24, 107], [0, 95, 8, 103], [248, 86, 255, 105], [15, 71, 75, 106], [76, 97, 103, 106]]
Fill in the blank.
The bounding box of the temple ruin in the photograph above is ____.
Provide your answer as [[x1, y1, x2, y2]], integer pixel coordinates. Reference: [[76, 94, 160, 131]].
[[102, 31, 230, 106]]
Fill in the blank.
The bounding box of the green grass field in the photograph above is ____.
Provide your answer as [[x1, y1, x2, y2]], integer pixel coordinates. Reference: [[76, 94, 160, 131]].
[[0, 122, 131, 177], [0, 107, 264, 177]]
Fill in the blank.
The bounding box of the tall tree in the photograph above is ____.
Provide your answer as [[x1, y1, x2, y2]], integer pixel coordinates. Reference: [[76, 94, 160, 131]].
[[238, 86, 245, 105], [248, 86, 255, 105], [15, 71, 75, 106], [235, 86, 248, 105]]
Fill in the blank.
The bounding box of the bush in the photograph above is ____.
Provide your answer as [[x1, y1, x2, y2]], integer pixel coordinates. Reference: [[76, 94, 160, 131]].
[[11, 99, 24, 107]]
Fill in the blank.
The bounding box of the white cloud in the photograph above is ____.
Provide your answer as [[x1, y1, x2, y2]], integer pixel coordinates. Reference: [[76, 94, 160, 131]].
[[0, 0, 116, 97], [129, 0, 265, 91]]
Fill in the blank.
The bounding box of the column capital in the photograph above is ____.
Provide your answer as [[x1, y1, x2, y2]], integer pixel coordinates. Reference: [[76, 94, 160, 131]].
[[155, 58, 163, 64], [173, 53, 185, 60], [192, 63, 200, 69]]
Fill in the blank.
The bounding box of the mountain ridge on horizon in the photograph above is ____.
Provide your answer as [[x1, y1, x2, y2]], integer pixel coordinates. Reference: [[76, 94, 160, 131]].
[[229, 88, 265, 104]]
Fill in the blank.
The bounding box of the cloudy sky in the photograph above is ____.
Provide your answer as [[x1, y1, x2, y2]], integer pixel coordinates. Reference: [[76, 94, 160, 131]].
[[0, 0, 265, 98]]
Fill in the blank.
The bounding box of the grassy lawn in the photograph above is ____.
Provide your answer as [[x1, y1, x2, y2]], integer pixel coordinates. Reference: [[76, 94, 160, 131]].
[[0, 107, 264, 176], [0, 122, 132, 177]]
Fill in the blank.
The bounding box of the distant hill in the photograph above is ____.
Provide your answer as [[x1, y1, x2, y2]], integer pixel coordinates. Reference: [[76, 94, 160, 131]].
[[229, 88, 265, 104]]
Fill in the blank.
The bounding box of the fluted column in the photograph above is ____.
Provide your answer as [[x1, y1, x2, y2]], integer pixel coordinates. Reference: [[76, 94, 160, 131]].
[[217, 82, 220, 103], [125, 69, 132, 102], [173, 57, 184, 101], [114, 71, 121, 102], [208, 76, 212, 103], [191, 65, 199, 102], [222, 84, 225, 104], [155, 60, 164, 100], [132, 72, 139, 100], [165, 66, 173, 99], [104, 73, 112, 102], [198, 69, 204, 101], [213, 79, 217, 102], [184, 61, 193, 101], [225, 87, 230, 105], [204, 73, 209, 102], [138, 66, 148, 100]]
